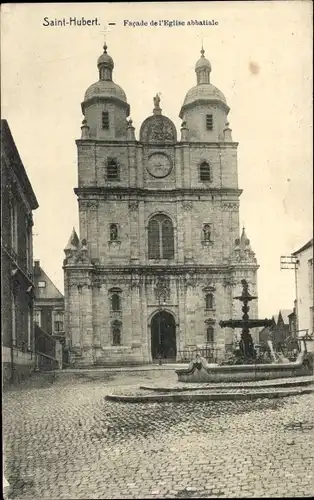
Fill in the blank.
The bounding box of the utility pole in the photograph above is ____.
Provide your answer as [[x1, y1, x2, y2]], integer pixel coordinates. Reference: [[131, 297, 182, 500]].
[[280, 255, 300, 334]]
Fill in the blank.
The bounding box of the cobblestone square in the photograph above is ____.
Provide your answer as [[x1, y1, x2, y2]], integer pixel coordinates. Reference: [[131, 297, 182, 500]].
[[3, 370, 314, 499]]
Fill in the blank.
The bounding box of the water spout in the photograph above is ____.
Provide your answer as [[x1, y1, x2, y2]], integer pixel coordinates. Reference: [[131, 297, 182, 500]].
[[267, 340, 279, 362]]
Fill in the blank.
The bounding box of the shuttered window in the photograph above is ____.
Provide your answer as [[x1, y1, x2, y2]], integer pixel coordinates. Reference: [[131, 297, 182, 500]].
[[200, 162, 211, 182], [206, 114, 213, 130], [107, 159, 119, 180], [102, 111, 109, 129]]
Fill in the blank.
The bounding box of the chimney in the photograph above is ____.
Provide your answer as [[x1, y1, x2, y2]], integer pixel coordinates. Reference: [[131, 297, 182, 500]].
[[34, 260, 41, 277]]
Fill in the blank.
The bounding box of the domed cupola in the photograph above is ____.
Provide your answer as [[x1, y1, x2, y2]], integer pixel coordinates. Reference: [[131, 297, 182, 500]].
[[195, 47, 212, 84], [81, 44, 130, 140], [179, 48, 230, 142], [97, 44, 114, 79]]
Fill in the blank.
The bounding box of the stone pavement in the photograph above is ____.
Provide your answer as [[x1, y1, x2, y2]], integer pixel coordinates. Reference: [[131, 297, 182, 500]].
[[3, 370, 314, 499]]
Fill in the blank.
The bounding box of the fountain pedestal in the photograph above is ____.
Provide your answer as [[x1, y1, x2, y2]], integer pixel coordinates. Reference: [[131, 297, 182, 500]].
[[176, 280, 313, 383], [176, 353, 312, 383]]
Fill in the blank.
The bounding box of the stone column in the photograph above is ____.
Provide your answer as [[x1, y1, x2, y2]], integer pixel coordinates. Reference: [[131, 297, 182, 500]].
[[69, 283, 80, 349], [141, 279, 150, 362], [130, 280, 142, 360], [137, 146, 144, 189], [184, 275, 198, 346], [182, 144, 191, 188], [93, 284, 102, 355], [182, 201, 193, 262], [88, 201, 99, 260], [129, 202, 139, 262], [175, 147, 182, 188], [138, 201, 146, 264], [128, 144, 137, 187], [176, 201, 185, 264], [79, 276, 94, 365], [101, 284, 111, 347], [79, 200, 88, 241], [222, 202, 239, 258], [177, 276, 187, 354]]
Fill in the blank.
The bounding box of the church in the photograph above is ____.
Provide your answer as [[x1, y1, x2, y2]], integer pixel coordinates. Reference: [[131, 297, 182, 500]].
[[63, 43, 259, 366]]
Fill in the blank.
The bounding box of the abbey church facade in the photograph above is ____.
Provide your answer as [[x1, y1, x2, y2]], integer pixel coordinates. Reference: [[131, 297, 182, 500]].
[[63, 44, 259, 366]]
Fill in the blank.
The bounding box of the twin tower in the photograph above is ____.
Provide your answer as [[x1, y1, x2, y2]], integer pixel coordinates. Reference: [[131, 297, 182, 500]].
[[63, 43, 258, 367]]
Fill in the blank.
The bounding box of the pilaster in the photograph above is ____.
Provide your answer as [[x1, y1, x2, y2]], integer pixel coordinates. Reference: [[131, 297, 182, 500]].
[[139, 201, 146, 264], [129, 202, 140, 262], [182, 144, 191, 188], [141, 280, 149, 362], [128, 144, 137, 187], [182, 201, 193, 262], [92, 283, 101, 350]]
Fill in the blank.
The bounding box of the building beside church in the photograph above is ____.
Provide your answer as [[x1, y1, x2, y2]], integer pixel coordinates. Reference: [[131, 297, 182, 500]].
[[63, 44, 259, 366], [259, 309, 293, 350], [1, 119, 39, 383], [292, 238, 313, 337], [33, 260, 65, 369]]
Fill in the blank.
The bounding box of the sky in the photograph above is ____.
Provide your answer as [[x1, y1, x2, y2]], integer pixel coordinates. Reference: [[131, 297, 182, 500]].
[[1, 1, 313, 317]]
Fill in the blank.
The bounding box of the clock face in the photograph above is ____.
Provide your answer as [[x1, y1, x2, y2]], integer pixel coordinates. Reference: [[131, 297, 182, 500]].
[[147, 153, 172, 178]]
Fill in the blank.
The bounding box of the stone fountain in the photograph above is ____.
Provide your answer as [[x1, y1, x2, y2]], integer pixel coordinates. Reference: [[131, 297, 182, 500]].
[[176, 280, 313, 383]]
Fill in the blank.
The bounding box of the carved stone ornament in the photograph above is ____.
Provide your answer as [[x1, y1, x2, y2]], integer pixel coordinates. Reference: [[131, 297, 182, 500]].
[[80, 200, 98, 210], [26, 213, 34, 227], [139, 115, 177, 144], [154, 278, 170, 302], [185, 274, 197, 288], [128, 202, 139, 212], [108, 240, 121, 249], [130, 279, 141, 290], [222, 203, 239, 211], [182, 201, 193, 212], [223, 279, 237, 288]]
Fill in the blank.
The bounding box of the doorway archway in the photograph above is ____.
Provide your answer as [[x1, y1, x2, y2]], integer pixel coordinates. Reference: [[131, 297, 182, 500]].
[[151, 311, 176, 362]]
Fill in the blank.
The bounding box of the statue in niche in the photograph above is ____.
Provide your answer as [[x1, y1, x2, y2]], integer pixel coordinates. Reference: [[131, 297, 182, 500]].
[[203, 224, 211, 242], [110, 224, 118, 241]]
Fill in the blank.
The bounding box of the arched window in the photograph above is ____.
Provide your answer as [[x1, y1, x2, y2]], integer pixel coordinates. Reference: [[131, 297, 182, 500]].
[[199, 161, 211, 182], [107, 158, 119, 180], [111, 294, 121, 312], [148, 215, 174, 260], [205, 293, 214, 310], [111, 320, 121, 346], [206, 326, 214, 343]]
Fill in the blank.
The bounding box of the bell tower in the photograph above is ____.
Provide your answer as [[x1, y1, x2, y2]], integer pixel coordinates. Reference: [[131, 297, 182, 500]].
[[81, 43, 130, 141], [179, 48, 230, 143]]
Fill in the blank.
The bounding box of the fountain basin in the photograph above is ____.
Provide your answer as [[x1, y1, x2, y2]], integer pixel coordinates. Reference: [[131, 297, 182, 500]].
[[176, 353, 313, 383]]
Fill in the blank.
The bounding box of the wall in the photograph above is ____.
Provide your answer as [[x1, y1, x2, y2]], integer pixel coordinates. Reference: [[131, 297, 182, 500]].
[[1, 120, 38, 384], [296, 245, 313, 333]]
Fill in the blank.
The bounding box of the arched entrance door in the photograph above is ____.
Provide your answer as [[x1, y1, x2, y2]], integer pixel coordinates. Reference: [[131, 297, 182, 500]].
[[151, 311, 176, 362]]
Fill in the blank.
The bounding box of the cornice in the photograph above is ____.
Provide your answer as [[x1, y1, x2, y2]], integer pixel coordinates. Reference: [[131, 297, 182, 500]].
[[81, 96, 130, 116], [34, 298, 64, 304], [179, 98, 230, 118], [91, 264, 241, 275], [76, 139, 238, 148], [74, 186, 243, 197]]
